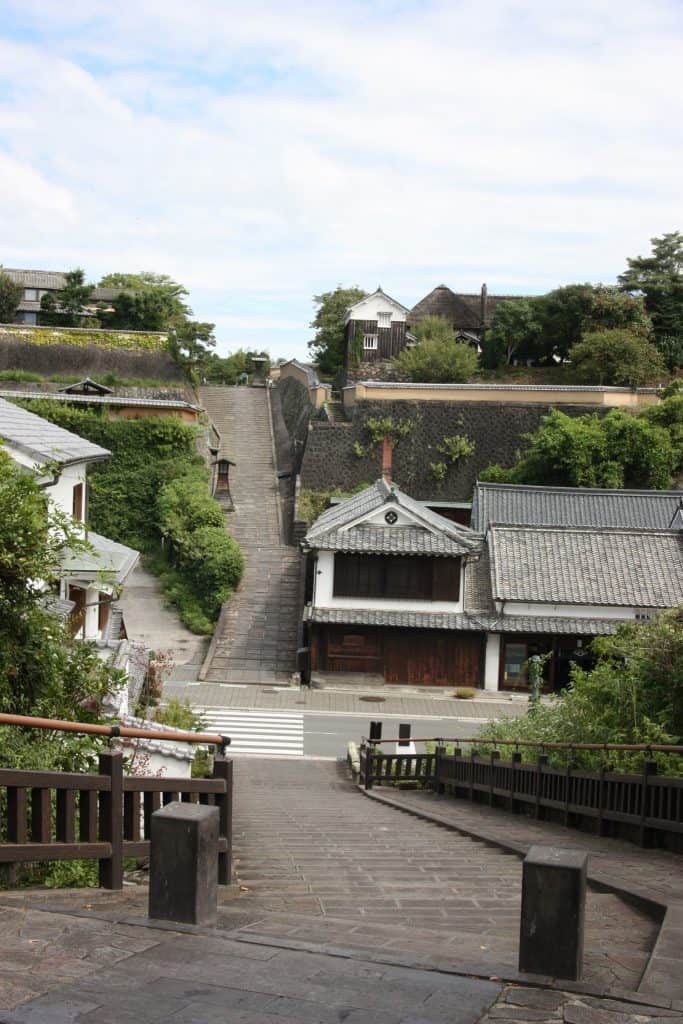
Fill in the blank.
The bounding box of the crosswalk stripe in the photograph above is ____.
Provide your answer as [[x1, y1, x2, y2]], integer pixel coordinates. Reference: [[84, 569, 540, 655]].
[[192, 708, 304, 756]]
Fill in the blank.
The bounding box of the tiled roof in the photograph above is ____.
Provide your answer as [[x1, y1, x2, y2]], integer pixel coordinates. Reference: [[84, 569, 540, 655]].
[[304, 606, 621, 636], [463, 548, 495, 612], [3, 268, 67, 289], [0, 396, 110, 466], [0, 390, 201, 412], [313, 525, 471, 556], [355, 381, 658, 394], [304, 478, 482, 555], [488, 525, 683, 608], [472, 482, 682, 532], [281, 359, 320, 387]]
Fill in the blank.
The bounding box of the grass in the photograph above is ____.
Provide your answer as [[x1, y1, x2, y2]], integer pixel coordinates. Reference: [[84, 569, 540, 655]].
[[0, 369, 182, 388]]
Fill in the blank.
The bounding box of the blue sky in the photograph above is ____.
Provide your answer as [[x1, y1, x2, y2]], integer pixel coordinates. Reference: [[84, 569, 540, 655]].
[[0, 0, 681, 360]]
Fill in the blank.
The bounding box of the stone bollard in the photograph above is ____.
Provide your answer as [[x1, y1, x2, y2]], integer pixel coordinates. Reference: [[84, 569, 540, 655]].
[[149, 802, 219, 926], [519, 845, 587, 981]]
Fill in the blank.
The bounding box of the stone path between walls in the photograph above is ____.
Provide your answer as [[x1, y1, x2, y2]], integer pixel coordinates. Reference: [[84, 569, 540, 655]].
[[1, 758, 682, 1023], [198, 386, 301, 684]]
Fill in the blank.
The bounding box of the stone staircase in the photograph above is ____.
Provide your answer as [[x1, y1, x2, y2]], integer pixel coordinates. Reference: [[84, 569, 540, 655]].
[[198, 386, 301, 683]]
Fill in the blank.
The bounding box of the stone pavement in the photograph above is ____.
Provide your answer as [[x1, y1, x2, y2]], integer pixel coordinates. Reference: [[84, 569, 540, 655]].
[[164, 678, 530, 721], [1, 758, 682, 1023], [198, 386, 301, 684]]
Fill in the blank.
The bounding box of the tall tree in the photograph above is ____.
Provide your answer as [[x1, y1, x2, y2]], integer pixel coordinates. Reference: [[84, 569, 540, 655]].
[[309, 285, 366, 377], [568, 328, 665, 387], [100, 272, 190, 331], [0, 270, 22, 323], [535, 284, 652, 362], [619, 232, 683, 368], [483, 299, 543, 367], [39, 268, 93, 327]]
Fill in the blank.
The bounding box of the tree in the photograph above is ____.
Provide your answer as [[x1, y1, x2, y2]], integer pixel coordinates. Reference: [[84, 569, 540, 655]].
[[480, 609, 683, 773], [100, 272, 191, 332], [39, 268, 93, 327], [482, 299, 543, 367], [0, 449, 117, 748], [569, 328, 665, 387], [203, 349, 270, 385], [480, 404, 679, 489], [0, 270, 22, 323], [309, 286, 366, 377], [393, 318, 478, 382], [534, 284, 652, 363], [619, 232, 683, 369]]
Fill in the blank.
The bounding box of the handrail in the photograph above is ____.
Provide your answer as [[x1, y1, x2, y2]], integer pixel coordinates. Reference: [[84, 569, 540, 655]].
[[364, 736, 683, 754], [0, 712, 230, 752]]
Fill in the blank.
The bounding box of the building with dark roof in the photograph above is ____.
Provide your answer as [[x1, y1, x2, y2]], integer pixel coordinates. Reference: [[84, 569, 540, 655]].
[[301, 474, 683, 690], [408, 283, 532, 342], [2, 268, 123, 326]]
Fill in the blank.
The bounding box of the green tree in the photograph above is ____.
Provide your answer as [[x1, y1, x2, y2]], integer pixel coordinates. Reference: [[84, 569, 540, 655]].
[[569, 328, 665, 387], [480, 404, 679, 489], [393, 318, 478, 382], [101, 273, 191, 332], [0, 269, 22, 323], [480, 609, 683, 772], [619, 232, 683, 369], [203, 349, 270, 385], [0, 448, 117, 749], [167, 321, 217, 380], [482, 299, 543, 367], [39, 268, 93, 327], [309, 285, 367, 377], [535, 284, 652, 362]]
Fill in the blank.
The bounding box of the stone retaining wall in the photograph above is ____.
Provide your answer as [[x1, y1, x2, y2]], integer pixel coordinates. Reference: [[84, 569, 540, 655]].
[[300, 399, 606, 500], [0, 335, 182, 381]]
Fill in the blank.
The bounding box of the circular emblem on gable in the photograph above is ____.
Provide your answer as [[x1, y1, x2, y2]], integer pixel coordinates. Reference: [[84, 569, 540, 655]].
[[384, 510, 398, 525]]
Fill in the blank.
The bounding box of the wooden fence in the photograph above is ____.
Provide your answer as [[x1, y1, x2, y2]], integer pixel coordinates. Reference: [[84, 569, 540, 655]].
[[0, 751, 233, 889], [359, 739, 683, 849]]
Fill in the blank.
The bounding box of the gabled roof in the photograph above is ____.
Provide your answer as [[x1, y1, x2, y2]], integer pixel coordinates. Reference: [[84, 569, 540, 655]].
[[3, 268, 67, 289], [0, 390, 201, 412], [345, 287, 410, 323], [280, 359, 320, 387], [488, 525, 683, 608], [58, 378, 113, 395], [304, 478, 482, 556], [472, 482, 683, 533], [409, 286, 530, 331], [0, 397, 110, 467]]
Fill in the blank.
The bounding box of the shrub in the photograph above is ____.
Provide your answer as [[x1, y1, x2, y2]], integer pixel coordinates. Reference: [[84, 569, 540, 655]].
[[0, 369, 43, 382], [394, 336, 479, 383], [569, 328, 666, 386], [454, 687, 476, 699]]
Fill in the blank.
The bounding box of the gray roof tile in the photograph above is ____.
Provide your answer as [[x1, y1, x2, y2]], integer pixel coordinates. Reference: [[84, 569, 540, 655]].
[[489, 525, 683, 608], [0, 396, 110, 466], [304, 478, 481, 555], [304, 606, 621, 635], [472, 482, 682, 532]]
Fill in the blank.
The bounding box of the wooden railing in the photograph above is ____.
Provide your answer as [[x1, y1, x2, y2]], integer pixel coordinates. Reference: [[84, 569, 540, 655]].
[[0, 714, 233, 888], [359, 738, 683, 849]]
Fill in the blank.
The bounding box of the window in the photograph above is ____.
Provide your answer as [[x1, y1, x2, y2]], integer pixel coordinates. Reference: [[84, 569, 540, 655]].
[[72, 483, 84, 521], [333, 554, 460, 601], [634, 610, 652, 622], [23, 288, 37, 301], [377, 312, 391, 327], [363, 334, 378, 350]]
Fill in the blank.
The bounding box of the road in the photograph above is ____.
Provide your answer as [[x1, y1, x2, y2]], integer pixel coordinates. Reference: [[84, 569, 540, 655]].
[[194, 706, 491, 759]]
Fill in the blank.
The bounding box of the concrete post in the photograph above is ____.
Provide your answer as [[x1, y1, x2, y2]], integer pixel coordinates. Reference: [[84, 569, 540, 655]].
[[149, 801, 219, 926], [519, 845, 587, 981]]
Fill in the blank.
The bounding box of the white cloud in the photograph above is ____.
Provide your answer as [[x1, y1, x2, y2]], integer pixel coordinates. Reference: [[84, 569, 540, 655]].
[[0, 0, 681, 357]]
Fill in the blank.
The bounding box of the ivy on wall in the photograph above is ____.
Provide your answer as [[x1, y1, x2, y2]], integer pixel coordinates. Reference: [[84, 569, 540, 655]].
[[0, 325, 167, 353]]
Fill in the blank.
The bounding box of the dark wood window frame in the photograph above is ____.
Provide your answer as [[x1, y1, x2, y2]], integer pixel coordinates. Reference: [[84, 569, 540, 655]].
[[333, 554, 460, 602], [72, 482, 84, 522]]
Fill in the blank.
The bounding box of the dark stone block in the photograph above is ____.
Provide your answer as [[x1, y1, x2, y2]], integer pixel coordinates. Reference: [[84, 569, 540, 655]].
[[148, 801, 219, 927], [519, 845, 587, 981]]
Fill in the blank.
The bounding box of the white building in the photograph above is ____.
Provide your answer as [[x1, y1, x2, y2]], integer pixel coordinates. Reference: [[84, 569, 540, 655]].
[[0, 396, 139, 643]]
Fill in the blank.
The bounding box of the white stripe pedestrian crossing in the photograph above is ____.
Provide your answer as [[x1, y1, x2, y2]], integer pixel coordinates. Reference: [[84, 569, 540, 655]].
[[192, 709, 304, 756]]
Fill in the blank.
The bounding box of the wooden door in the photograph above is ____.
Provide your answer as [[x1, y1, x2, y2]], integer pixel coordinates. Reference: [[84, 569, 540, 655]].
[[385, 630, 483, 687], [324, 627, 383, 673], [68, 585, 86, 637]]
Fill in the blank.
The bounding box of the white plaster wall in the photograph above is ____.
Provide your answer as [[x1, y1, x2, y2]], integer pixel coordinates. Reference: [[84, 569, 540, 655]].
[[505, 601, 643, 621], [346, 293, 407, 323], [314, 550, 464, 614], [484, 633, 501, 691], [46, 463, 88, 519], [143, 751, 192, 779], [352, 506, 420, 528]]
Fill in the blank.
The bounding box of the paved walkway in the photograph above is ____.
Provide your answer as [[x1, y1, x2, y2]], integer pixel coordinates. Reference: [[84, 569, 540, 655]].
[[1, 759, 682, 1022], [165, 679, 530, 721], [118, 563, 207, 682], [198, 386, 302, 684]]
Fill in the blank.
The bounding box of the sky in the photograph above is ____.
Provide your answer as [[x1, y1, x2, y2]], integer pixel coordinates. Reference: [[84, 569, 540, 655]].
[[0, 1, 681, 361]]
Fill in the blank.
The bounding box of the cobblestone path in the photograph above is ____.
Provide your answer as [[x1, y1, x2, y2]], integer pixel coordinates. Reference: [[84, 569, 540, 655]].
[[225, 759, 659, 994], [198, 386, 301, 683]]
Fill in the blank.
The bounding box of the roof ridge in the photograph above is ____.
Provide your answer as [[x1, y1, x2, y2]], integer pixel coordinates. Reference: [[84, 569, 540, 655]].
[[477, 482, 683, 497]]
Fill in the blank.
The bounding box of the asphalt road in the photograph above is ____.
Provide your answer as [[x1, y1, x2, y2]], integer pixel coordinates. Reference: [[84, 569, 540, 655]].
[[303, 711, 488, 758]]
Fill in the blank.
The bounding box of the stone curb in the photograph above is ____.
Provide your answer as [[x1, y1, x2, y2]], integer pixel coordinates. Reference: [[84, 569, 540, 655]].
[[359, 784, 683, 1006]]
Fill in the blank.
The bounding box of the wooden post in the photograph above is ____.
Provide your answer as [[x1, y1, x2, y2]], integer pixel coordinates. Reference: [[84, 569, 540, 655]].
[[488, 750, 500, 806], [363, 741, 373, 790], [99, 750, 123, 890], [639, 759, 657, 848], [213, 756, 233, 885], [597, 765, 607, 837], [534, 754, 548, 820], [435, 744, 445, 794], [510, 751, 522, 812]]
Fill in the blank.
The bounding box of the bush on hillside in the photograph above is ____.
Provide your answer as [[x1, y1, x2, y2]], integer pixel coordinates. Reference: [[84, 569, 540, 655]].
[[568, 328, 665, 387], [393, 335, 479, 383]]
